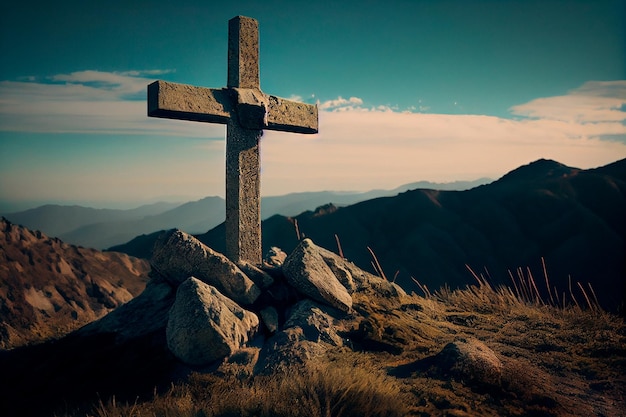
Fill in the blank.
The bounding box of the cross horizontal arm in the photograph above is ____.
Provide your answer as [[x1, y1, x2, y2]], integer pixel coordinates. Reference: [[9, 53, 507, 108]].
[[265, 95, 318, 134], [148, 80, 232, 123], [148, 80, 318, 134]]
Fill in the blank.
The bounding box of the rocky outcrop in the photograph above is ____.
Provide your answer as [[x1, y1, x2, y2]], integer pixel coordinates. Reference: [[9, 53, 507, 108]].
[[263, 246, 287, 267], [283, 238, 353, 312], [77, 276, 175, 342], [151, 229, 260, 305], [0, 218, 150, 349], [32, 230, 408, 370], [284, 299, 344, 346], [166, 277, 259, 366], [424, 338, 503, 387]]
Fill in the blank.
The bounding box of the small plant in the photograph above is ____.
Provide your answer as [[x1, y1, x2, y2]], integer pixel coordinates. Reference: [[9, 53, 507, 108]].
[[366, 246, 387, 281], [334, 234, 344, 258], [435, 259, 606, 316]]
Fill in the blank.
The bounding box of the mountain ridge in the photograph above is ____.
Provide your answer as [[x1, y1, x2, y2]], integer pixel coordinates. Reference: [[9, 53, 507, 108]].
[[110, 157, 624, 312], [2, 179, 490, 249], [0, 217, 151, 349]]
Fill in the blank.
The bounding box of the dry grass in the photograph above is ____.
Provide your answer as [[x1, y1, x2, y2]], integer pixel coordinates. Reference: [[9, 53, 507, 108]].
[[432, 261, 608, 317], [55, 258, 625, 417], [75, 362, 409, 417]]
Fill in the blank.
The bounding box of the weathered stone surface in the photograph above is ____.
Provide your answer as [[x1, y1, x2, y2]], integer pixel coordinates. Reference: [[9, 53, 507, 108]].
[[255, 327, 328, 375], [313, 243, 406, 297], [264, 246, 287, 268], [151, 229, 260, 304], [254, 292, 348, 374], [260, 306, 279, 333], [237, 261, 274, 288], [225, 119, 262, 265], [282, 239, 352, 312], [166, 277, 259, 366], [147, 16, 318, 266], [147, 81, 232, 122], [436, 338, 503, 387], [284, 300, 343, 346], [317, 250, 355, 291]]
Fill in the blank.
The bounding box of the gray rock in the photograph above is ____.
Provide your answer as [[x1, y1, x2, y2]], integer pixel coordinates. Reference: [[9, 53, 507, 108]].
[[282, 239, 352, 312], [260, 306, 279, 333], [287, 237, 406, 298], [151, 229, 261, 305], [166, 277, 259, 366], [317, 252, 355, 292], [237, 261, 274, 289], [285, 299, 343, 346], [263, 246, 287, 267], [437, 338, 503, 387], [313, 244, 406, 297], [254, 299, 347, 375], [255, 327, 328, 375]]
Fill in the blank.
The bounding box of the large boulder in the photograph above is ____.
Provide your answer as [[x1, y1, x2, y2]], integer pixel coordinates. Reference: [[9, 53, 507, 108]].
[[284, 299, 344, 346], [151, 229, 260, 305], [310, 241, 407, 297], [166, 277, 259, 366], [282, 239, 352, 312], [434, 338, 503, 387], [255, 300, 345, 374]]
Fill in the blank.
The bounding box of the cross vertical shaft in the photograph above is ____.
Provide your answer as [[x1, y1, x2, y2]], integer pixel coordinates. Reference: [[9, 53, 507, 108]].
[[226, 16, 262, 264], [147, 15, 318, 266]]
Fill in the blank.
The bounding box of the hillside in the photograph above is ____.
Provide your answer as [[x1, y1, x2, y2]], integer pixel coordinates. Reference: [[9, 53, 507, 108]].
[[2, 180, 489, 250], [0, 218, 151, 349], [2, 201, 181, 238], [59, 196, 225, 249], [0, 234, 624, 417], [191, 158, 624, 313], [110, 159, 626, 312]]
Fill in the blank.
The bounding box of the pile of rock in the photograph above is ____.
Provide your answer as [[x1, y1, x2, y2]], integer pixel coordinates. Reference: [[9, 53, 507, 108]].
[[80, 229, 406, 371]]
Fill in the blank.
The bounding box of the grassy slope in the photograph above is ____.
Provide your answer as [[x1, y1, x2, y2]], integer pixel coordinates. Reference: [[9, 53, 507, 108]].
[[63, 279, 625, 417]]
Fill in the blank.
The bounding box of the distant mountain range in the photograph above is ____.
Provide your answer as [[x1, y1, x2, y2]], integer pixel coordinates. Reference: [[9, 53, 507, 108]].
[[113, 158, 626, 312], [2, 179, 489, 249]]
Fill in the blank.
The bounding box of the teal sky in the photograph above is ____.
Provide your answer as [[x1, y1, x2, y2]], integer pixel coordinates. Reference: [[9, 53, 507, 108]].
[[1, 0, 625, 210]]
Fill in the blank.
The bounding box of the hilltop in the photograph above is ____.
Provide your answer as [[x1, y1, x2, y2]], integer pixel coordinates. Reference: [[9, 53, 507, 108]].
[[1, 158, 624, 416], [0, 230, 624, 417]]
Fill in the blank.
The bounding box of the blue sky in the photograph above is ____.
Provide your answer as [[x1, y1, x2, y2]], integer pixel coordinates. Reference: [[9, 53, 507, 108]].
[[1, 0, 625, 211]]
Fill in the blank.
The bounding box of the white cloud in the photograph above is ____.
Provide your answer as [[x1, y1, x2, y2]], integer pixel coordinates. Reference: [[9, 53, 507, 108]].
[[0, 71, 224, 137], [49, 70, 148, 97], [259, 108, 625, 194], [510, 80, 626, 124], [259, 81, 626, 194], [318, 96, 364, 111], [0, 72, 625, 198]]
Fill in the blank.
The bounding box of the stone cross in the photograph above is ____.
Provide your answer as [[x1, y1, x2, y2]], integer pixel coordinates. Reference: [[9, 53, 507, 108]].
[[147, 16, 318, 265]]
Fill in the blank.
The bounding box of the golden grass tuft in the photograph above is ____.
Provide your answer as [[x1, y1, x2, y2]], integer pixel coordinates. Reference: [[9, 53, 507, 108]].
[[76, 362, 409, 417], [432, 261, 607, 317]]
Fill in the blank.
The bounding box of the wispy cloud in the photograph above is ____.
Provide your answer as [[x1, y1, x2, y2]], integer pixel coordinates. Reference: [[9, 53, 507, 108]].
[[319, 96, 364, 111], [259, 81, 626, 193], [0, 70, 222, 137], [0, 71, 624, 195], [510, 80, 626, 124], [260, 108, 625, 193]]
